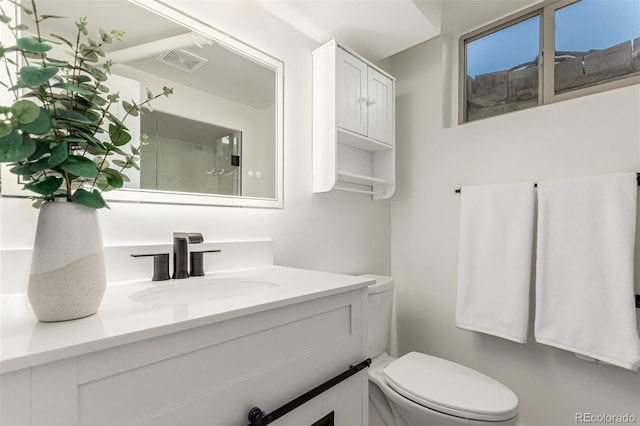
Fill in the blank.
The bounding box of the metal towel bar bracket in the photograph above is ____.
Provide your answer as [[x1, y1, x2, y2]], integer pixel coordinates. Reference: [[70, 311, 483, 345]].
[[454, 172, 640, 194], [246, 358, 371, 426]]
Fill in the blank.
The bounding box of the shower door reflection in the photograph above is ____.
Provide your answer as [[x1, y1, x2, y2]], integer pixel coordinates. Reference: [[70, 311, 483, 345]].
[[140, 111, 241, 196]]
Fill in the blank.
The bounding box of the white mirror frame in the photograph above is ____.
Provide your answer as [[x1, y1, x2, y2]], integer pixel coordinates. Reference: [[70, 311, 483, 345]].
[[0, 0, 284, 208]]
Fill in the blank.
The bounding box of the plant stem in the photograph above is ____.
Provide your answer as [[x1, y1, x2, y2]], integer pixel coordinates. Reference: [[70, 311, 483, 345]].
[[64, 171, 72, 201]]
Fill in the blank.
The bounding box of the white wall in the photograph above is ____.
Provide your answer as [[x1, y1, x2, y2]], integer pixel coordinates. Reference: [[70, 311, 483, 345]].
[[0, 1, 391, 292], [389, 35, 640, 425]]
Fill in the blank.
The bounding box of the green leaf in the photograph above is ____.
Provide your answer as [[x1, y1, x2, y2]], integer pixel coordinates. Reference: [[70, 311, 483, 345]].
[[99, 29, 112, 44], [9, 163, 34, 175], [91, 95, 107, 107], [29, 157, 53, 172], [108, 124, 131, 146], [106, 92, 120, 103], [59, 155, 99, 178], [16, 37, 52, 53], [39, 14, 66, 20], [0, 130, 36, 162], [71, 188, 106, 209], [74, 133, 105, 151], [48, 142, 68, 166], [52, 82, 94, 96], [28, 143, 49, 161], [19, 65, 58, 86], [84, 109, 101, 123], [106, 113, 126, 128], [79, 43, 95, 58], [122, 100, 133, 112], [101, 168, 124, 189], [59, 96, 91, 110], [104, 144, 126, 156], [61, 136, 87, 144], [18, 4, 33, 16], [24, 176, 63, 196], [57, 110, 92, 124], [95, 174, 109, 190], [11, 99, 40, 124], [19, 107, 52, 135], [112, 159, 128, 168], [49, 33, 73, 48], [84, 63, 107, 80], [0, 122, 13, 138], [72, 75, 92, 84], [44, 57, 69, 67]]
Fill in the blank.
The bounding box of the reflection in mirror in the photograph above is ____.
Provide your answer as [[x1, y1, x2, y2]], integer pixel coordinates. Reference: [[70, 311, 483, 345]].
[[140, 111, 242, 196], [2, 0, 283, 208]]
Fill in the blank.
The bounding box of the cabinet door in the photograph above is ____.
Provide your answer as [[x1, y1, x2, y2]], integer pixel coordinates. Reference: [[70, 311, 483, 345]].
[[367, 67, 394, 145], [336, 48, 368, 137]]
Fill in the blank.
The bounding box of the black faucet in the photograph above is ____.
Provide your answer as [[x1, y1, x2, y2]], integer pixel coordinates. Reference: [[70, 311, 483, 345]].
[[172, 232, 204, 279]]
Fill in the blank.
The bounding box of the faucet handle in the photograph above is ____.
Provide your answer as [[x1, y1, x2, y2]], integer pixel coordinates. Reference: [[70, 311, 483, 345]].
[[131, 253, 170, 281], [187, 233, 204, 244], [189, 249, 221, 277]]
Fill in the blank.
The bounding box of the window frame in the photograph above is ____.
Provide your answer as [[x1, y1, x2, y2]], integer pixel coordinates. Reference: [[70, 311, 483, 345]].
[[459, 0, 640, 124]]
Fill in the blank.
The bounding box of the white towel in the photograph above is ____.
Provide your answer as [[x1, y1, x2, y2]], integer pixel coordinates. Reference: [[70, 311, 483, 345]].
[[535, 173, 640, 371], [456, 182, 535, 343]]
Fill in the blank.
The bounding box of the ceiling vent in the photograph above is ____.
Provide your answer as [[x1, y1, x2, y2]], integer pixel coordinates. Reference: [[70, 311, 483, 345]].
[[156, 49, 208, 73]]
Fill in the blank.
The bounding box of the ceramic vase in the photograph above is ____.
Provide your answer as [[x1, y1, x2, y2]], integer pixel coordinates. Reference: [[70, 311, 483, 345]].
[[28, 201, 106, 322]]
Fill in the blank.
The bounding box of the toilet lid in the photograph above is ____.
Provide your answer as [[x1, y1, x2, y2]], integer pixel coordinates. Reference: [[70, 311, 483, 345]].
[[383, 352, 518, 422]]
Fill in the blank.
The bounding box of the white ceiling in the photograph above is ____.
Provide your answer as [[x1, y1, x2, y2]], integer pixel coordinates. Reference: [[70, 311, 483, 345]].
[[262, 0, 441, 62]]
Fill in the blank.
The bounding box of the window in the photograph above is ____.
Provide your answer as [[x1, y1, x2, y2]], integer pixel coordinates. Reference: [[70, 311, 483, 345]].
[[460, 0, 640, 123], [464, 14, 541, 122]]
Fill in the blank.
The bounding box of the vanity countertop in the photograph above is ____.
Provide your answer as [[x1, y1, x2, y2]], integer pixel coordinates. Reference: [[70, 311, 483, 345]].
[[0, 266, 372, 373]]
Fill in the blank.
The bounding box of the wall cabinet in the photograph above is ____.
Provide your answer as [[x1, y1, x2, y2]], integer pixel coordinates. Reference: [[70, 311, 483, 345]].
[[0, 290, 367, 425], [313, 40, 396, 199]]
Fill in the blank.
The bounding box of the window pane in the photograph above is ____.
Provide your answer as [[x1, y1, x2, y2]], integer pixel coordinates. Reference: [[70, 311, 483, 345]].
[[465, 15, 540, 122], [555, 0, 640, 94]]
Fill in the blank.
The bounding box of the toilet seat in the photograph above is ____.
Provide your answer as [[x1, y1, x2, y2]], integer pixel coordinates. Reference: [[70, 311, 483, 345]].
[[383, 352, 519, 422]]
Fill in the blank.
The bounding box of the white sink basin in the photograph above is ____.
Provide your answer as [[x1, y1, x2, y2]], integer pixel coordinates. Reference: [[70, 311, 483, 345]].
[[130, 277, 278, 305]]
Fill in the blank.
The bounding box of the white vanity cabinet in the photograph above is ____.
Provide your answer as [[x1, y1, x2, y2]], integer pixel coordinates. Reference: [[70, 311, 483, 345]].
[[313, 40, 395, 199], [0, 289, 368, 425]]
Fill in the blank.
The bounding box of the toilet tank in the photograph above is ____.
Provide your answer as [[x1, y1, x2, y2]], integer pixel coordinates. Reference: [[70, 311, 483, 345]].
[[360, 275, 394, 358]]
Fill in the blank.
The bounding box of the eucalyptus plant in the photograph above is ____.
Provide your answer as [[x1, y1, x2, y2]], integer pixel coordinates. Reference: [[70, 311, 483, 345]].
[[0, 0, 172, 208]]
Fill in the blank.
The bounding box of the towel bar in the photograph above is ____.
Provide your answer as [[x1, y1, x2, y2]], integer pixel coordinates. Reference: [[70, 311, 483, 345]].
[[453, 172, 640, 194], [246, 358, 371, 426]]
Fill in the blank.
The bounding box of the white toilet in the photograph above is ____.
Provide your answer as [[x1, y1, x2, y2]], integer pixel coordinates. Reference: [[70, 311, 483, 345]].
[[363, 275, 519, 426]]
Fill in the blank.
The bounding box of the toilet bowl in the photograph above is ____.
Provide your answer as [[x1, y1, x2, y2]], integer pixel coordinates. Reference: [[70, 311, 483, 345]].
[[362, 275, 519, 426]]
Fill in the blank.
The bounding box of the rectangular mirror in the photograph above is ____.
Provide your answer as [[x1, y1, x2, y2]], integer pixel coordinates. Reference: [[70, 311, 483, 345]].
[[1, 0, 284, 208]]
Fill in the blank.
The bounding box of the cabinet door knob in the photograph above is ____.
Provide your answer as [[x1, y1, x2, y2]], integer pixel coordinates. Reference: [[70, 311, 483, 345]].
[[366, 99, 377, 106]]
